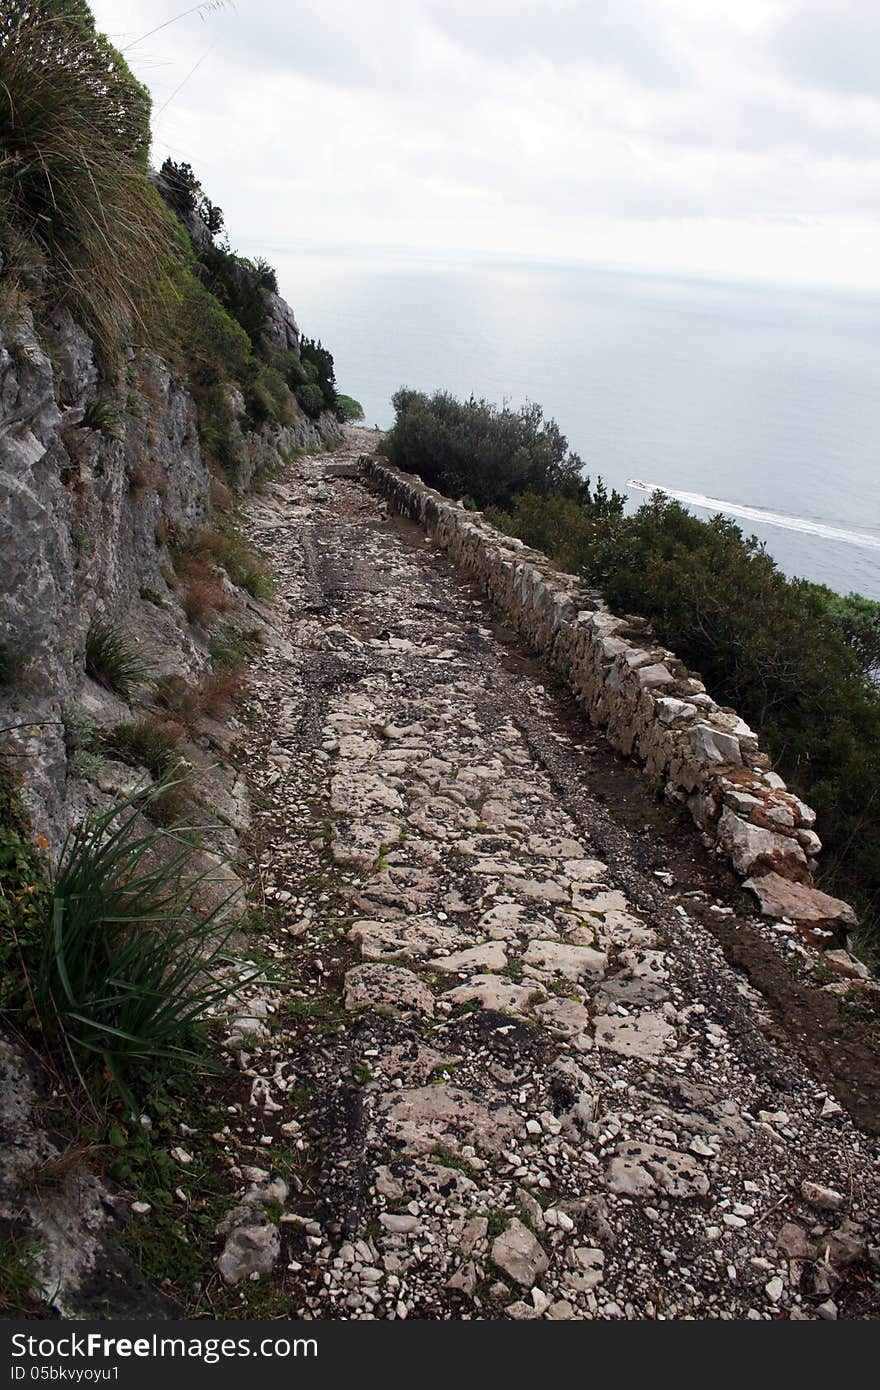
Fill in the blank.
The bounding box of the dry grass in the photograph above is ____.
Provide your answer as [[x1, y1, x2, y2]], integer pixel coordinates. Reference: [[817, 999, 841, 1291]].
[[127, 459, 159, 493], [105, 716, 184, 778], [151, 669, 242, 729], [173, 525, 273, 601], [182, 576, 231, 627], [0, 7, 184, 359]]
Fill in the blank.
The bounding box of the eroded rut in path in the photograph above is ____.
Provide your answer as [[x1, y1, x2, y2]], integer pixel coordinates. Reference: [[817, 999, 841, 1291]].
[[227, 432, 879, 1320]]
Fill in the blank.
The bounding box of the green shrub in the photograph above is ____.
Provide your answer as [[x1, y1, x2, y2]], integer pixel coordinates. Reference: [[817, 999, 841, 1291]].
[[380, 388, 588, 510], [275, 350, 309, 389], [487, 481, 624, 574], [173, 522, 273, 601], [586, 495, 880, 937], [196, 241, 272, 350], [0, 3, 181, 358], [61, 704, 102, 778], [300, 337, 337, 413], [805, 585, 880, 682], [177, 277, 251, 388], [336, 393, 365, 422], [295, 382, 325, 419], [245, 364, 295, 428], [33, 785, 247, 1099], [85, 619, 152, 701]]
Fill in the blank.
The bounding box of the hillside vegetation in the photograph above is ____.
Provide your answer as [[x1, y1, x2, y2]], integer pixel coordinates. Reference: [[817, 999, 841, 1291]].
[[382, 388, 880, 952], [0, 2, 360, 485], [0, 2, 353, 1107]]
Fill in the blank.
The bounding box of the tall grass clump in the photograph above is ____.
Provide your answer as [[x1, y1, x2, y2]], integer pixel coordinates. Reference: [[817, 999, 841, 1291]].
[[33, 786, 246, 1098], [0, 2, 182, 357], [85, 618, 152, 701]]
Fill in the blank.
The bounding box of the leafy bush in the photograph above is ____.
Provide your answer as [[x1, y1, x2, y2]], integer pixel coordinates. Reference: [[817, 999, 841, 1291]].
[[254, 257, 277, 293], [336, 393, 365, 422], [85, 619, 152, 701], [157, 158, 225, 238], [275, 350, 309, 389], [487, 480, 624, 574], [196, 241, 272, 351], [805, 585, 880, 682], [0, 3, 181, 357], [380, 388, 587, 510], [300, 337, 338, 413], [209, 622, 262, 672], [245, 364, 295, 428], [157, 158, 200, 219], [295, 382, 325, 419], [33, 786, 246, 1099], [585, 495, 880, 935]]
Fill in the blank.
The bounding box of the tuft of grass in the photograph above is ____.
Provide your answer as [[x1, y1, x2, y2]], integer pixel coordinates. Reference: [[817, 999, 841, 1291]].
[[81, 398, 120, 439], [150, 669, 242, 730], [182, 576, 231, 627], [0, 760, 50, 1017], [0, 1233, 42, 1315], [0, 6, 183, 360], [31, 784, 250, 1101], [85, 619, 152, 702], [208, 622, 262, 673], [104, 717, 183, 778], [173, 525, 273, 603]]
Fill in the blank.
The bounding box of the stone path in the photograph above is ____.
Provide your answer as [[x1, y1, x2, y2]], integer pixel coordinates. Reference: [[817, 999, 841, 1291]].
[[227, 430, 879, 1319]]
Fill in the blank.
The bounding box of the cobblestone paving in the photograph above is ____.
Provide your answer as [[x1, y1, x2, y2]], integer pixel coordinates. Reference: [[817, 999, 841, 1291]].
[[226, 431, 879, 1320]]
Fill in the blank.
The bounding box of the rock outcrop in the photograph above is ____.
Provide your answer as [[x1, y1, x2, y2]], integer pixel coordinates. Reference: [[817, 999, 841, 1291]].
[[0, 301, 339, 847]]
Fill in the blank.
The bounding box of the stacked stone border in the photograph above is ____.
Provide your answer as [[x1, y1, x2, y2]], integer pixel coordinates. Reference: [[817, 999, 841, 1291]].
[[360, 456, 858, 942]]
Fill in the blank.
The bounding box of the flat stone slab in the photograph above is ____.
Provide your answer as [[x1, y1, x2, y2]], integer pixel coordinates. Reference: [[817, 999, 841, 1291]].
[[331, 818, 401, 869], [348, 917, 463, 961], [605, 1142, 710, 1199], [478, 904, 558, 940], [491, 1218, 549, 1287], [444, 974, 540, 1015], [594, 1011, 676, 1058], [744, 871, 857, 931], [343, 963, 435, 1017], [428, 941, 507, 974], [523, 939, 607, 981], [562, 857, 609, 884], [508, 877, 570, 905], [534, 996, 591, 1040], [597, 976, 670, 1008], [376, 1084, 520, 1157], [330, 772, 404, 816]]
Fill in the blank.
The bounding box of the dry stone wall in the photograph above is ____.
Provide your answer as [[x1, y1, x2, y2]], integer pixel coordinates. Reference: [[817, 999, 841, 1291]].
[[361, 457, 857, 939]]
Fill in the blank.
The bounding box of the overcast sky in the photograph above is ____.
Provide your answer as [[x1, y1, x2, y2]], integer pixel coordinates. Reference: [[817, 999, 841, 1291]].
[[90, 0, 880, 293]]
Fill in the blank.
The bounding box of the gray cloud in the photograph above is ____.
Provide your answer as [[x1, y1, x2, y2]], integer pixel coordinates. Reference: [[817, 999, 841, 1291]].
[[768, 0, 880, 98], [90, 0, 880, 290]]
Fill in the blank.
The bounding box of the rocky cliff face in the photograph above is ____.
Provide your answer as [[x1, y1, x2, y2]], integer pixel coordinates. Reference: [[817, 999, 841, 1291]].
[[0, 295, 339, 846]]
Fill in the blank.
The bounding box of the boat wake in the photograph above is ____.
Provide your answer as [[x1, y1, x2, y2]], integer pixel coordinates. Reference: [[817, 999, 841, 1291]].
[[625, 481, 880, 552]]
